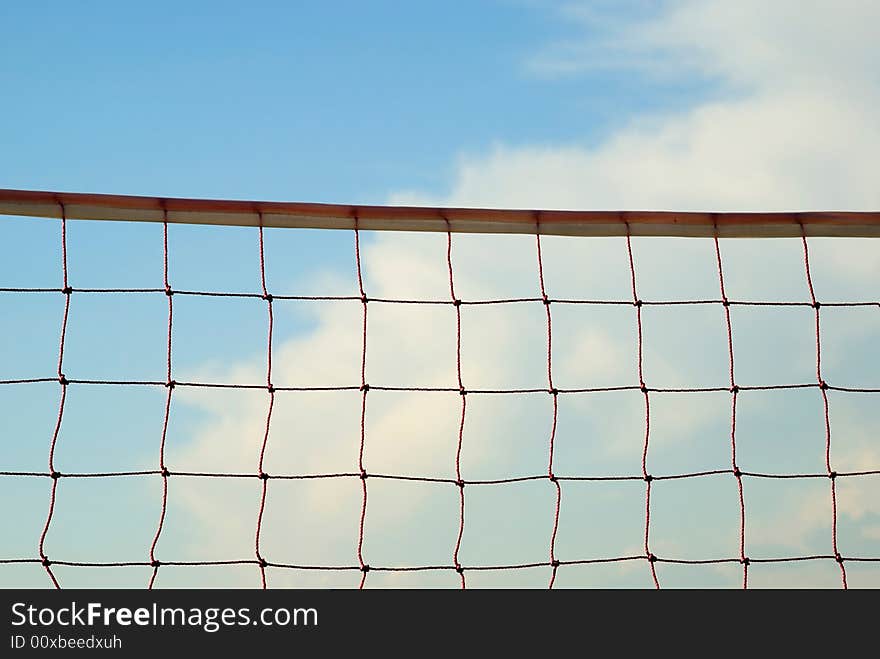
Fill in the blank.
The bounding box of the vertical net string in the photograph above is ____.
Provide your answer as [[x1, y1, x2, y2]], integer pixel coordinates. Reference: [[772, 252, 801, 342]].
[[38, 202, 70, 590], [713, 234, 749, 588], [355, 220, 370, 589], [535, 226, 562, 589], [254, 217, 275, 589], [447, 222, 467, 589], [625, 228, 659, 589], [148, 213, 174, 588], [800, 228, 847, 589]]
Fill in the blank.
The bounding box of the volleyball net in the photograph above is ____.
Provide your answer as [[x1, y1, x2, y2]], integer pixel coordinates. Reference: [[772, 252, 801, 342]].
[[1, 189, 878, 589]]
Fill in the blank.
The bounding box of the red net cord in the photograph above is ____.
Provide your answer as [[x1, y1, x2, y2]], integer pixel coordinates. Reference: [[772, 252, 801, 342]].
[[37, 203, 70, 589], [625, 228, 660, 589], [147, 213, 174, 588], [447, 222, 468, 589], [254, 216, 276, 588], [713, 234, 749, 588], [800, 228, 848, 589], [535, 227, 562, 588], [355, 222, 371, 589]]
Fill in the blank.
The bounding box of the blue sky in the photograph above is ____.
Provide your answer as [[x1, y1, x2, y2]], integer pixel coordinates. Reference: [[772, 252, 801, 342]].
[[1, 1, 879, 588], [1, 1, 704, 203]]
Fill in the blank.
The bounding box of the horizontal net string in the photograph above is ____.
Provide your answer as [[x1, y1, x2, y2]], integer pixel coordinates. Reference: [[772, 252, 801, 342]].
[[1, 286, 877, 308], [2, 379, 877, 393], [3, 555, 878, 569], [3, 469, 878, 481]]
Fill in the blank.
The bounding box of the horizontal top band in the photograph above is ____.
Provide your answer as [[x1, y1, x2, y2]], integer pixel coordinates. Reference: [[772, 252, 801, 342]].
[[1, 188, 879, 237]]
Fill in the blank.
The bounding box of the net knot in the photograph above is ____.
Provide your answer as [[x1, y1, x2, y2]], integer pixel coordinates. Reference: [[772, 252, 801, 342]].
[[161, 468, 171, 478], [452, 299, 462, 307], [151, 559, 161, 568], [262, 293, 273, 302], [165, 379, 176, 389], [62, 286, 73, 295], [644, 474, 653, 483], [549, 474, 558, 483], [722, 298, 730, 307], [455, 564, 464, 574], [267, 384, 276, 394], [360, 383, 370, 392], [459, 387, 467, 396], [835, 553, 844, 564], [819, 380, 829, 391], [828, 471, 837, 480], [813, 301, 821, 309], [42, 558, 52, 567], [259, 558, 268, 569], [58, 374, 69, 386], [164, 287, 173, 297], [741, 557, 750, 566], [456, 480, 465, 489], [730, 385, 740, 394], [259, 472, 269, 481], [360, 470, 368, 481], [733, 467, 742, 478], [361, 295, 369, 304], [640, 384, 649, 394], [50, 471, 62, 480], [647, 553, 657, 563], [551, 560, 560, 568], [542, 295, 550, 306], [360, 564, 370, 573], [549, 387, 559, 396], [634, 299, 643, 308]]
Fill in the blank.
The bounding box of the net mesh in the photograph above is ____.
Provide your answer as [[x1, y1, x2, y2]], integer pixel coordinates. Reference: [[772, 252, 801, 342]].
[[1, 204, 878, 589]]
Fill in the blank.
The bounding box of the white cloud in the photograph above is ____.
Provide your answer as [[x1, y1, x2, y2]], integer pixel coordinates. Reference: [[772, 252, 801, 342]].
[[531, 0, 880, 93], [398, 1, 880, 214]]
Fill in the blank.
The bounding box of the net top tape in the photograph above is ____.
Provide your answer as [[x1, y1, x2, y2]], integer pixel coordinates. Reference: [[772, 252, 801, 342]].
[[2, 188, 879, 237]]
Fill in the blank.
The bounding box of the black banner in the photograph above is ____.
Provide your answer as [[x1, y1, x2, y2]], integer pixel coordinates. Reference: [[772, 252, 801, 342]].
[[0, 588, 872, 653]]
